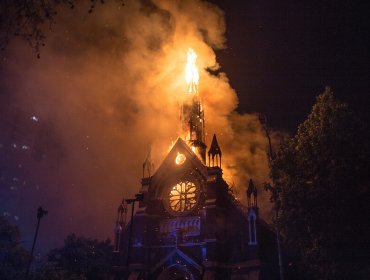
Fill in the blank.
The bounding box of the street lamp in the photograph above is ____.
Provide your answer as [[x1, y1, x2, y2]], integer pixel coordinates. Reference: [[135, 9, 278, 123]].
[[125, 193, 144, 269], [25, 206, 48, 280]]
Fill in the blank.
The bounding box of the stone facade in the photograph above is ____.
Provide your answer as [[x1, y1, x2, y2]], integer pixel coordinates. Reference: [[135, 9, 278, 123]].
[[112, 138, 279, 280]]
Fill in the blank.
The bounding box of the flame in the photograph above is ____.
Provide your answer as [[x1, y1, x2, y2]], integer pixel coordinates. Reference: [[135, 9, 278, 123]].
[[167, 140, 176, 152], [185, 48, 199, 94], [175, 152, 186, 165]]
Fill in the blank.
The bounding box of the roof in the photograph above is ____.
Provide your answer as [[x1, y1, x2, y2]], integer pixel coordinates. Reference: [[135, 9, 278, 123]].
[[149, 137, 207, 198]]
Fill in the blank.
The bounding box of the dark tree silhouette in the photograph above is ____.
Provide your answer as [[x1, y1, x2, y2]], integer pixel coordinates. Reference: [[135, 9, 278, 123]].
[[270, 87, 370, 280], [0, 0, 125, 56], [0, 216, 30, 280], [39, 234, 114, 280]]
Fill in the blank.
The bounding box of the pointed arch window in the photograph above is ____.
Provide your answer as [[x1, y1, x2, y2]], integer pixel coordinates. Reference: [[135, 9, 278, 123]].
[[248, 210, 257, 245]]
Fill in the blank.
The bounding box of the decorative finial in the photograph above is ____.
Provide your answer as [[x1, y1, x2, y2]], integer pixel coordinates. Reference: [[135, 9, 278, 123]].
[[208, 134, 222, 168]]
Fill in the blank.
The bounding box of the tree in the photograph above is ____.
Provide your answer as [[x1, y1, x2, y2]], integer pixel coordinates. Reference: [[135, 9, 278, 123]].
[[40, 234, 114, 280], [0, 0, 125, 56], [271, 87, 370, 280], [0, 216, 30, 280]]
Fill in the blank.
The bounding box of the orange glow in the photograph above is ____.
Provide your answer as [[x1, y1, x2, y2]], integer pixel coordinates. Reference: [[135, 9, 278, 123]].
[[175, 152, 186, 165], [185, 48, 199, 94], [169, 181, 198, 212]]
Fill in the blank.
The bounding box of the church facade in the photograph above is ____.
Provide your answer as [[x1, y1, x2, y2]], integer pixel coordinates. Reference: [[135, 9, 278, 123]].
[[112, 50, 279, 280]]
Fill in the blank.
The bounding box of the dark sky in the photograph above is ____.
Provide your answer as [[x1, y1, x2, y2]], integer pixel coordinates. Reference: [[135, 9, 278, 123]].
[[213, 0, 369, 131], [0, 0, 369, 256]]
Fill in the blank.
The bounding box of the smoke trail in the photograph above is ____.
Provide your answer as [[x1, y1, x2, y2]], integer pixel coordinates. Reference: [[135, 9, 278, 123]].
[[0, 0, 272, 252]]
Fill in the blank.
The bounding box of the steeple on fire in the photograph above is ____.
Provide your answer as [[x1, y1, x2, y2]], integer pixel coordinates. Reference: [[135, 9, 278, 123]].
[[185, 49, 199, 94], [181, 49, 206, 162]]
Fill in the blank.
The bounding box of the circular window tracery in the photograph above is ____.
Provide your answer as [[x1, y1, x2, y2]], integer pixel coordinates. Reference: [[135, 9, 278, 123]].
[[168, 181, 198, 214]]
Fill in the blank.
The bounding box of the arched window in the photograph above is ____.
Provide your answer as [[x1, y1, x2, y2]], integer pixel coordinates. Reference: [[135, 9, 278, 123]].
[[248, 210, 257, 245]]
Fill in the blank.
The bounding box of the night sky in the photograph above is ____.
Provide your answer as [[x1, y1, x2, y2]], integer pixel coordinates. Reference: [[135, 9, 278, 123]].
[[214, 0, 369, 131], [0, 0, 369, 256]]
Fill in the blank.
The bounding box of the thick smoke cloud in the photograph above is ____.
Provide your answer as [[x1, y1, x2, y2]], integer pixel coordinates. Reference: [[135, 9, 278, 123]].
[[0, 0, 272, 253]]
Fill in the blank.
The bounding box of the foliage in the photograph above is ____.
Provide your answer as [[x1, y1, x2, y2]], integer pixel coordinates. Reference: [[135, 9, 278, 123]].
[[0, 216, 29, 280], [0, 0, 125, 56], [0, 224, 114, 280], [38, 234, 114, 280], [271, 87, 370, 279]]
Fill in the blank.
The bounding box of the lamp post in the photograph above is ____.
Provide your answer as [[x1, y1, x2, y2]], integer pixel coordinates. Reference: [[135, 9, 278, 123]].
[[125, 193, 144, 270], [25, 206, 48, 280]]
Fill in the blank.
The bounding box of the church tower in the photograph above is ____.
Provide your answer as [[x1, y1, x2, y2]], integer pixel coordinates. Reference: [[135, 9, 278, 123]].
[[112, 49, 279, 280], [181, 48, 206, 162]]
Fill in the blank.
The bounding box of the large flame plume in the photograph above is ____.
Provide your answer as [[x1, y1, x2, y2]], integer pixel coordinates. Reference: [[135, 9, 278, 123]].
[[185, 48, 199, 94], [0, 0, 273, 252]]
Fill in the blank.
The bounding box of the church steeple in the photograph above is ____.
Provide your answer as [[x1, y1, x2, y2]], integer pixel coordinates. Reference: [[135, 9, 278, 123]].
[[181, 49, 206, 162], [247, 179, 258, 245], [247, 178, 257, 208], [208, 134, 222, 168], [114, 199, 127, 252]]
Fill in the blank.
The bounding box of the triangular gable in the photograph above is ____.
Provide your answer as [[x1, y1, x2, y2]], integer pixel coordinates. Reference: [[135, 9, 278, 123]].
[[150, 247, 202, 274], [150, 137, 207, 198]]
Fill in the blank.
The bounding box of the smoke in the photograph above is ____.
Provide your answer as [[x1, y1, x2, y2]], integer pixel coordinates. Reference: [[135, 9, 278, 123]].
[[0, 0, 272, 253]]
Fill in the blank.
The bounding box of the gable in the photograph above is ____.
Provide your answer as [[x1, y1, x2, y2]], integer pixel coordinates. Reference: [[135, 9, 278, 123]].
[[151, 248, 203, 274], [150, 138, 207, 198]]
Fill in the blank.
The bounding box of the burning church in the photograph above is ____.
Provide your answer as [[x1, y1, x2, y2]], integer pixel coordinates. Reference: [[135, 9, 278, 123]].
[[112, 49, 279, 280]]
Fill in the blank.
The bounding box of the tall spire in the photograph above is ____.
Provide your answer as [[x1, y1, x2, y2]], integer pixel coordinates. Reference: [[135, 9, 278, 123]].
[[142, 148, 154, 178], [247, 179, 258, 207], [181, 49, 206, 162], [114, 199, 127, 252]]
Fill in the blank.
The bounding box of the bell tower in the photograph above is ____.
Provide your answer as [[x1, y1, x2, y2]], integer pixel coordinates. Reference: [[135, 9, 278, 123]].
[[181, 49, 206, 162]]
